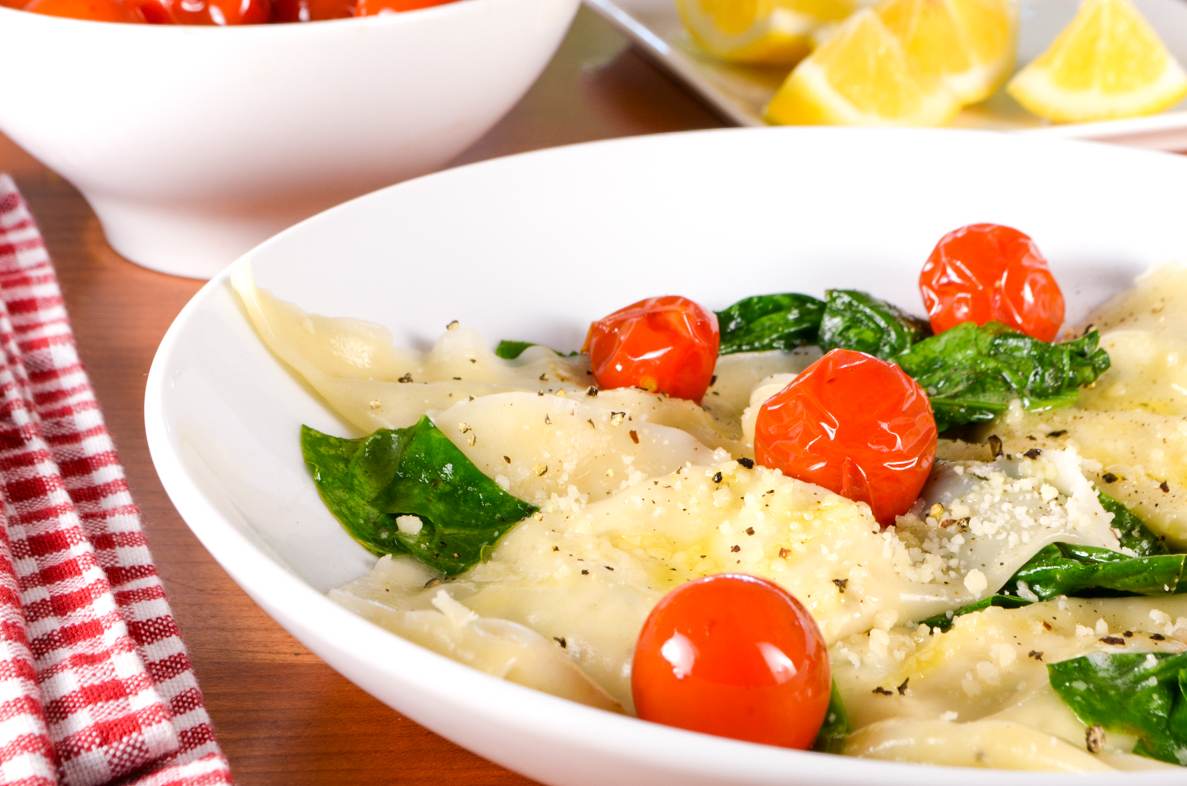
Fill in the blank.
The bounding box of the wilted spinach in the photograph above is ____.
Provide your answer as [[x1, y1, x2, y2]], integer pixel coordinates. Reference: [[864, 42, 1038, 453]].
[[818, 289, 930, 359], [1099, 491, 1168, 556], [302, 417, 537, 576], [494, 340, 579, 360], [923, 496, 1182, 631], [1048, 652, 1187, 765], [716, 293, 825, 355], [812, 682, 851, 754], [894, 323, 1111, 431]]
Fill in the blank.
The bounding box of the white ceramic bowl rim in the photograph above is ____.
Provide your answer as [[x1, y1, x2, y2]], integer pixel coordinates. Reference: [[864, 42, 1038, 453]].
[[0, 0, 476, 29], [145, 128, 1187, 786]]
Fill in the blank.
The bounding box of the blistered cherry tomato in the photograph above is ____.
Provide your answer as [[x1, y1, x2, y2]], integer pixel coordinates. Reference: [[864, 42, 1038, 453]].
[[632, 574, 830, 749], [583, 295, 719, 402], [24, 0, 149, 20], [920, 223, 1066, 342], [270, 0, 351, 21], [150, 0, 268, 24], [354, 0, 453, 14], [755, 349, 936, 525]]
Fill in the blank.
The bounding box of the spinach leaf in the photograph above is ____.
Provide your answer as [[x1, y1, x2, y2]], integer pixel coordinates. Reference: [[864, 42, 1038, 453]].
[[812, 682, 851, 753], [495, 340, 537, 360], [1048, 652, 1187, 765], [893, 323, 1111, 431], [714, 292, 1108, 431], [921, 498, 1184, 631], [1099, 491, 1168, 556], [494, 340, 578, 360], [1010, 543, 1186, 598], [301, 417, 537, 576], [818, 289, 930, 359], [922, 546, 1186, 631], [920, 595, 1032, 631], [716, 293, 824, 355]]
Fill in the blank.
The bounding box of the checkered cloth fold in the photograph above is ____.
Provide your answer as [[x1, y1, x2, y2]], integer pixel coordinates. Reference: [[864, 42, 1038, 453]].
[[0, 175, 233, 786]]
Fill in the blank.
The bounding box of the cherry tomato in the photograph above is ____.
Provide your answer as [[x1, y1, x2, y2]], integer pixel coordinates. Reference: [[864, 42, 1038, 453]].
[[354, 0, 453, 14], [150, 0, 268, 24], [24, 0, 149, 21], [920, 223, 1066, 342], [270, 0, 352, 21], [584, 295, 719, 402], [755, 348, 936, 525], [631, 574, 830, 749]]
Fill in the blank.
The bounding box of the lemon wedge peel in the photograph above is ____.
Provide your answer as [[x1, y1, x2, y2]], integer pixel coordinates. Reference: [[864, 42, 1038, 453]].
[[1007, 0, 1187, 123], [764, 9, 962, 126], [676, 0, 857, 65], [875, 0, 1018, 105]]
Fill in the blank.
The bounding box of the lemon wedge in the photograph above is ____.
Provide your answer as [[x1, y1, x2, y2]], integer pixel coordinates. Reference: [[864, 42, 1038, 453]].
[[875, 0, 1017, 105], [676, 0, 857, 65], [1007, 0, 1187, 123], [765, 9, 961, 125]]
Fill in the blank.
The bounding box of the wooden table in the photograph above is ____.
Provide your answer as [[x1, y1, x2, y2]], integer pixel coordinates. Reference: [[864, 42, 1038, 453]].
[[0, 8, 719, 785]]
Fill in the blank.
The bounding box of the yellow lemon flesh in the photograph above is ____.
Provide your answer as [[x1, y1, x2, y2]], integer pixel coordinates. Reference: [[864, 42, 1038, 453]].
[[875, 0, 1017, 105], [765, 9, 961, 125], [676, 0, 857, 65], [1007, 0, 1187, 123]]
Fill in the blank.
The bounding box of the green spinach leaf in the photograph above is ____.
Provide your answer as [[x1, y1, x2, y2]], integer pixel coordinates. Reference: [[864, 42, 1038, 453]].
[[922, 546, 1186, 631], [1010, 543, 1186, 598], [716, 293, 824, 355], [494, 340, 538, 360], [1099, 491, 1168, 556], [922, 497, 1184, 631], [301, 417, 537, 576], [920, 595, 1032, 631], [812, 682, 851, 754], [1048, 652, 1187, 765], [494, 340, 578, 360], [818, 289, 930, 359], [714, 291, 1108, 432], [893, 323, 1111, 431]]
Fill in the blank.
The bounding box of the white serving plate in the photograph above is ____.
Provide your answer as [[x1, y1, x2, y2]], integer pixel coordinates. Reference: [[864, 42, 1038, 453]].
[[146, 128, 1187, 785], [584, 0, 1187, 150]]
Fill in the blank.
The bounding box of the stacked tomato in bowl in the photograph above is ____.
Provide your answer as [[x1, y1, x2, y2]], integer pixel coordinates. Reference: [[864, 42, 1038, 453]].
[[3, 0, 454, 23]]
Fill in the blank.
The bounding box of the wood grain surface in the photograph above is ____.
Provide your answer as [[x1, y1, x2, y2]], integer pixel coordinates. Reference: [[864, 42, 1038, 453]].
[[0, 9, 718, 785]]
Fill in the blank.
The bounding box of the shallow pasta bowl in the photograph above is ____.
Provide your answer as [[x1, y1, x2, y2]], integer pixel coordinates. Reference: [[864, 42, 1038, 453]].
[[145, 128, 1187, 785]]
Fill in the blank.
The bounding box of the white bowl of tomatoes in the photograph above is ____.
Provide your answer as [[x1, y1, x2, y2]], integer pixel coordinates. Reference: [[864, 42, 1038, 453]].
[[0, 0, 579, 278]]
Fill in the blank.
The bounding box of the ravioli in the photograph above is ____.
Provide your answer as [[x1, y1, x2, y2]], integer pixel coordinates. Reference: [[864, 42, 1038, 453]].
[[834, 596, 1187, 770], [234, 269, 763, 453], [238, 263, 1187, 773], [990, 265, 1187, 547], [335, 449, 1123, 711]]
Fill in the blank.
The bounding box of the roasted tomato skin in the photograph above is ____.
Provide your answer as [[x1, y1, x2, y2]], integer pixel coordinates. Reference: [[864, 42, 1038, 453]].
[[147, 0, 268, 23], [631, 574, 831, 749], [584, 295, 719, 402], [24, 0, 150, 21], [754, 348, 937, 525], [270, 0, 352, 20], [354, 0, 453, 13], [920, 223, 1066, 342]]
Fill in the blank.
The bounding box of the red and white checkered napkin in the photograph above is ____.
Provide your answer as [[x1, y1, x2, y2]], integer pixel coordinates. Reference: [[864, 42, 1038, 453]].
[[0, 175, 233, 786]]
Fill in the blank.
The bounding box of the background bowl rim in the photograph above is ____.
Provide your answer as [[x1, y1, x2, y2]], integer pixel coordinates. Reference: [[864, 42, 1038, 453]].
[[0, 0, 528, 32]]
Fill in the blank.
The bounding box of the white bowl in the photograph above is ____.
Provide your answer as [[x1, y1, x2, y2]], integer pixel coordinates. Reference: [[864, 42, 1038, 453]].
[[0, 0, 578, 278], [145, 128, 1187, 785]]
